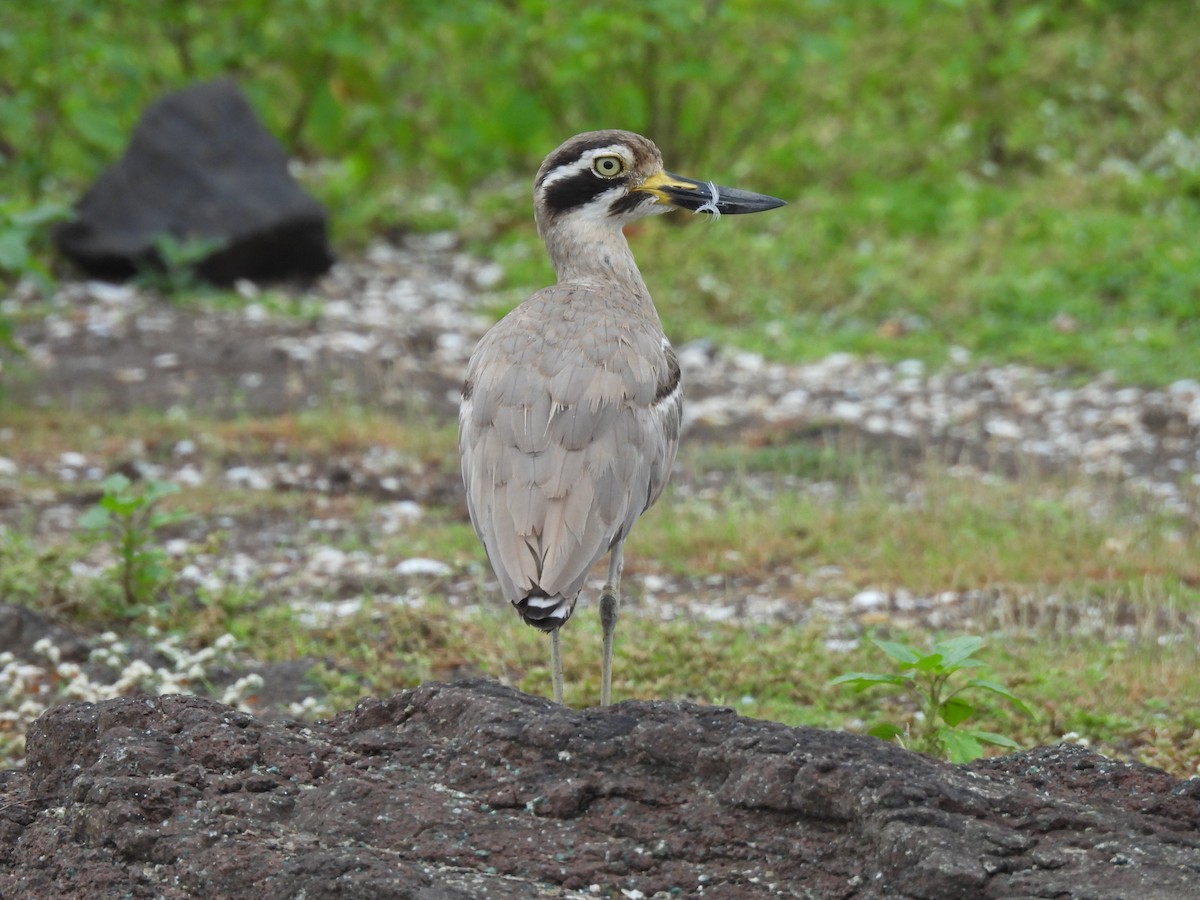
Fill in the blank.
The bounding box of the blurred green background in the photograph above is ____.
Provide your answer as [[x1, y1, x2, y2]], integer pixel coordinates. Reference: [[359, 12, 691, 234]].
[[3, 0, 1199, 382]]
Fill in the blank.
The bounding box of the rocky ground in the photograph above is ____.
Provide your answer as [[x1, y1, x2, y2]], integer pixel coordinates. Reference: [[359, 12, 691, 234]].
[[1, 680, 1198, 898], [4, 234, 1198, 640], [12, 236, 1200, 501]]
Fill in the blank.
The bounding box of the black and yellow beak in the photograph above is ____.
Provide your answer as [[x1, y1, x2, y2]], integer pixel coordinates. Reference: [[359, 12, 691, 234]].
[[635, 170, 787, 215]]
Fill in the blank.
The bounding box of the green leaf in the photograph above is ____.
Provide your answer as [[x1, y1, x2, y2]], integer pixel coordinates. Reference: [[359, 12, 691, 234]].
[[868, 722, 906, 742], [829, 672, 909, 690], [946, 658, 986, 670], [940, 728, 984, 764], [307, 82, 347, 153], [13, 203, 71, 228], [967, 679, 1034, 716], [148, 509, 189, 530], [78, 506, 111, 531], [0, 232, 29, 270], [100, 493, 141, 516], [67, 103, 127, 153], [933, 635, 984, 668], [142, 479, 180, 504], [871, 639, 921, 665], [939, 695, 975, 727], [966, 730, 1023, 751], [140, 556, 169, 584], [912, 652, 946, 673], [100, 473, 132, 495]]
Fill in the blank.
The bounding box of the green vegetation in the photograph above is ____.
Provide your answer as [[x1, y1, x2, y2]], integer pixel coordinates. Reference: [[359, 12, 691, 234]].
[[78, 473, 186, 610], [831, 635, 1032, 762], [3, 1, 1200, 381], [0, 201, 70, 293]]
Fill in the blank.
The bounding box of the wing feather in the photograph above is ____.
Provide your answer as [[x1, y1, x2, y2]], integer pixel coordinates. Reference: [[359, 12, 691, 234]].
[[459, 285, 683, 616]]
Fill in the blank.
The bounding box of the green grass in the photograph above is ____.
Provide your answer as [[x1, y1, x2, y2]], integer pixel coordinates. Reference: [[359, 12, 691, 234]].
[[2, 406, 1197, 775], [642, 451, 1200, 601]]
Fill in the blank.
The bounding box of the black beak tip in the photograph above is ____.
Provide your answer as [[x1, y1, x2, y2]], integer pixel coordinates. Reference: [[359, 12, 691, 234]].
[[659, 178, 787, 215], [738, 194, 787, 214], [712, 186, 788, 215]]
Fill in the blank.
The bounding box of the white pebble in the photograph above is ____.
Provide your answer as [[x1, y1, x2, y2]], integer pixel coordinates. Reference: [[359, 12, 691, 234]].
[[851, 590, 888, 612], [985, 418, 1022, 440], [225, 466, 272, 490], [394, 558, 451, 577]]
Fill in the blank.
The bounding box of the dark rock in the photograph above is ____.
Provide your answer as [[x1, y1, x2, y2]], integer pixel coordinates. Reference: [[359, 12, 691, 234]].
[[53, 79, 333, 285], [1, 679, 1198, 898]]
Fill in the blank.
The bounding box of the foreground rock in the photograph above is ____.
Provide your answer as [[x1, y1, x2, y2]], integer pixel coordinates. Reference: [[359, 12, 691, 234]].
[[53, 79, 333, 285], [1, 681, 1197, 899]]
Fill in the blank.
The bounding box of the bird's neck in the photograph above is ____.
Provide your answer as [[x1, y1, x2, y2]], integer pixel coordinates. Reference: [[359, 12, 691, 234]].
[[542, 221, 652, 300]]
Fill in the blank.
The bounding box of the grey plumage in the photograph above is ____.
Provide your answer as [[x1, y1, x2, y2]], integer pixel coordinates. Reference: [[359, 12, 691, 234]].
[[461, 283, 681, 623], [459, 130, 784, 705]]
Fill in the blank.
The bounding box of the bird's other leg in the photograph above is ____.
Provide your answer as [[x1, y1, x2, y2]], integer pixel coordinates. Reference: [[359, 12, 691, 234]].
[[599, 541, 625, 707], [551, 626, 564, 705]]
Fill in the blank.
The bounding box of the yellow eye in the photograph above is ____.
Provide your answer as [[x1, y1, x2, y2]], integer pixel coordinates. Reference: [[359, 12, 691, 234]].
[[593, 155, 625, 178]]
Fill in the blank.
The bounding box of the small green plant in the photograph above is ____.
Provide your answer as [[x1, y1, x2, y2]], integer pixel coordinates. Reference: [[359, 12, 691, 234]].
[[0, 200, 71, 292], [79, 474, 186, 609], [831, 635, 1032, 763], [137, 233, 226, 293]]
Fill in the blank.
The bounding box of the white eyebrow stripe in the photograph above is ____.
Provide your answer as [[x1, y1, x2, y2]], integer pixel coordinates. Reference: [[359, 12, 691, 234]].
[[536, 145, 634, 190]]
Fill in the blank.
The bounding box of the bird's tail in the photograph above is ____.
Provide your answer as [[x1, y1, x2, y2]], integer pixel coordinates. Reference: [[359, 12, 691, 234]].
[[515, 589, 575, 632]]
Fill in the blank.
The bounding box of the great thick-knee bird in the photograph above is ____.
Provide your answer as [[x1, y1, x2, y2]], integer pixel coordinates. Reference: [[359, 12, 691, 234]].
[[458, 130, 785, 705]]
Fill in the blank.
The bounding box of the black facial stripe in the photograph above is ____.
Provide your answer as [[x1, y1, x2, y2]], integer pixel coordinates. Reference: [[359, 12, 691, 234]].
[[608, 191, 652, 218], [536, 137, 625, 190], [541, 171, 614, 217]]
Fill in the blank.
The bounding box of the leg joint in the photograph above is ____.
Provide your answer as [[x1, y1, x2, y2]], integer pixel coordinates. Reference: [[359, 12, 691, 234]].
[[599, 588, 619, 633]]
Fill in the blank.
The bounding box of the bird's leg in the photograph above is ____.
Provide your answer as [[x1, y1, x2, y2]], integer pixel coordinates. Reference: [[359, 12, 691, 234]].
[[599, 542, 625, 706], [551, 626, 564, 705]]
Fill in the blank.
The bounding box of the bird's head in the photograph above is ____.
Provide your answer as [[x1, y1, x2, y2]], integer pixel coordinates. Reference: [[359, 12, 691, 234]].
[[533, 129, 786, 236]]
